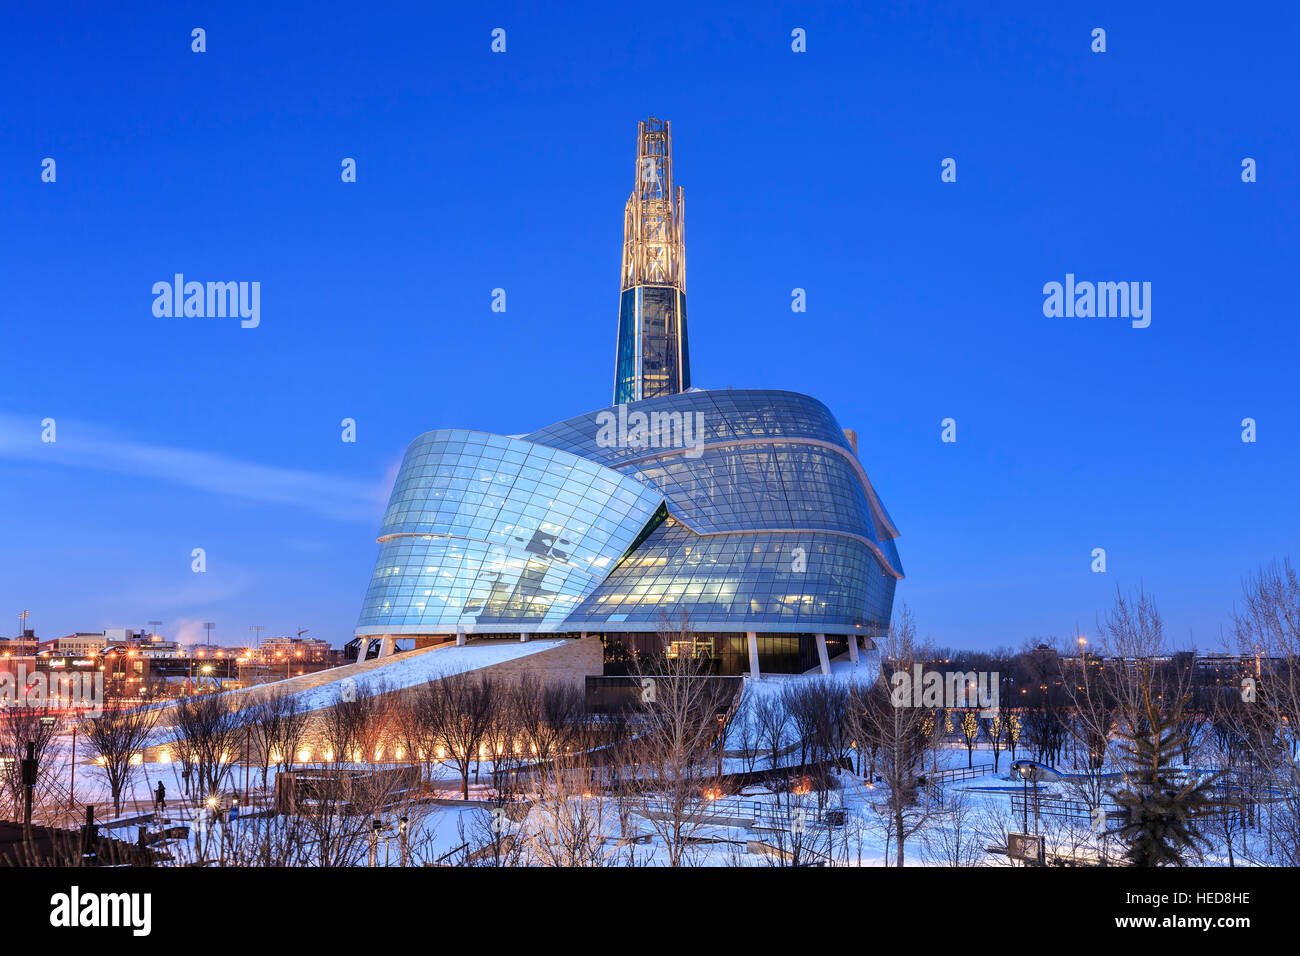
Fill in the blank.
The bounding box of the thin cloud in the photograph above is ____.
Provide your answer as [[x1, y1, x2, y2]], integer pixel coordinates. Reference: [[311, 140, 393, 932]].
[[0, 414, 386, 522]]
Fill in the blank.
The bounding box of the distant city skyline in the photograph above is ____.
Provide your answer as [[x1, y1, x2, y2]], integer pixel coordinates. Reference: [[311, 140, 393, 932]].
[[2, 3, 1297, 650]]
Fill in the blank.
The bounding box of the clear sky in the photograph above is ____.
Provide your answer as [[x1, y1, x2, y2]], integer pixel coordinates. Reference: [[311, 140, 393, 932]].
[[2, 2, 1296, 650]]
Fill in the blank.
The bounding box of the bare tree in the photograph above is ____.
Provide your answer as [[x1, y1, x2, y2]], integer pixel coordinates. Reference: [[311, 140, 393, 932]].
[[463, 802, 526, 867], [857, 606, 940, 866], [757, 787, 833, 867], [411, 671, 494, 800], [0, 707, 65, 822], [1232, 560, 1300, 864], [514, 673, 583, 767], [957, 709, 980, 768], [249, 692, 310, 792], [172, 693, 245, 802], [752, 693, 790, 770], [983, 709, 1006, 773], [290, 687, 420, 868], [523, 759, 617, 867], [397, 690, 439, 783], [783, 679, 851, 807], [629, 629, 734, 867], [921, 787, 986, 866], [725, 694, 763, 774], [81, 705, 160, 816], [485, 681, 529, 803]]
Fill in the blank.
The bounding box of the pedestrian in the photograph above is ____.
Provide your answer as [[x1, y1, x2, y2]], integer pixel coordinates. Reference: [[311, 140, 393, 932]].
[[155, 780, 166, 813]]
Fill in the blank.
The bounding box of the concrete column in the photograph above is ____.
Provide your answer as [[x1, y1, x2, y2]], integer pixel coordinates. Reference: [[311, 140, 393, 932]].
[[519, 631, 529, 643], [455, 629, 466, 647], [815, 633, 831, 675], [378, 636, 396, 658], [847, 634, 860, 663], [746, 632, 760, 679]]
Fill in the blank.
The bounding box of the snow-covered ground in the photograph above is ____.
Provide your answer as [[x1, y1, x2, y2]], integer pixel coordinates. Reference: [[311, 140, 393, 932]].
[[16, 662, 1287, 866], [21, 736, 1281, 866]]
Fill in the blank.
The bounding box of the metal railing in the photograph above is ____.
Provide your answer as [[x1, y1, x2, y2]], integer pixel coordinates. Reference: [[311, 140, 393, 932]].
[[928, 763, 995, 785]]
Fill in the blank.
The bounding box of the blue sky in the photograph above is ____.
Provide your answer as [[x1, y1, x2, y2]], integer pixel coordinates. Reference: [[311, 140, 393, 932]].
[[2, 1, 1296, 650]]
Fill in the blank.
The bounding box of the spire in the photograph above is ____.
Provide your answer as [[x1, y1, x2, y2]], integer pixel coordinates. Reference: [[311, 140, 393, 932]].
[[613, 117, 691, 405], [621, 117, 685, 292]]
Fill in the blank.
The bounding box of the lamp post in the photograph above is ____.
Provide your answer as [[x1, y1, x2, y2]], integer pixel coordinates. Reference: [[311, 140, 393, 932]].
[[716, 712, 726, 778], [21, 741, 36, 834], [69, 724, 77, 811]]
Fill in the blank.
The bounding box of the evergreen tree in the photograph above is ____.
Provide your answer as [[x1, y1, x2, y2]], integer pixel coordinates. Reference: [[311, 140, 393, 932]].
[[1109, 675, 1222, 866]]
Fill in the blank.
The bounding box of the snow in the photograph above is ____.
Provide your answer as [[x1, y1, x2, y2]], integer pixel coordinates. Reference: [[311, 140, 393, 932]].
[[284, 639, 569, 713]]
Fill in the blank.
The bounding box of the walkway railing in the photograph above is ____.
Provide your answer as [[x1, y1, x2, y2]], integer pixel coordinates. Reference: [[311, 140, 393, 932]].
[[928, 763, 995, 785]]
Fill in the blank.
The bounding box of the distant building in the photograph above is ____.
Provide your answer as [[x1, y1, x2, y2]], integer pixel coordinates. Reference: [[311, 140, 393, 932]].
[[0, 629, 38, 658], [258, 636, 334, 666], [102, 643, 149, 692], [41, 633, 109, 657], [136, 635, 184, 660]]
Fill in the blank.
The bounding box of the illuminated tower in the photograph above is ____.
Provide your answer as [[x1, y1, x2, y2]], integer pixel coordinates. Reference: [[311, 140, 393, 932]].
[[613, 117, 690, 405]]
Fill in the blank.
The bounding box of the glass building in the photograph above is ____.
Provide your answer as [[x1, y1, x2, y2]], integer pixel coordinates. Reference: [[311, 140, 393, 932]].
[[355, 118, 902, 675], [357, 389, 902, 675]]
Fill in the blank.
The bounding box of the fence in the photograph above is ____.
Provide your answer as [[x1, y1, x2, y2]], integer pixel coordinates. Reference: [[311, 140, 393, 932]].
[[1010, 792, 1237, 827], [928, 763, 994, 785], [1010, 793, 1124, 827], [636, 794, 847, 831], [274, 765, 421, 815]]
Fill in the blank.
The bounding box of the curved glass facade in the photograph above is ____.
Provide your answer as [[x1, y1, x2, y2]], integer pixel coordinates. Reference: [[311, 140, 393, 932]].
[[523, 389, 900, 551], [567, 519, 896, 632], [357, 430, 663, 633], [357, 391, 902, 642]]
